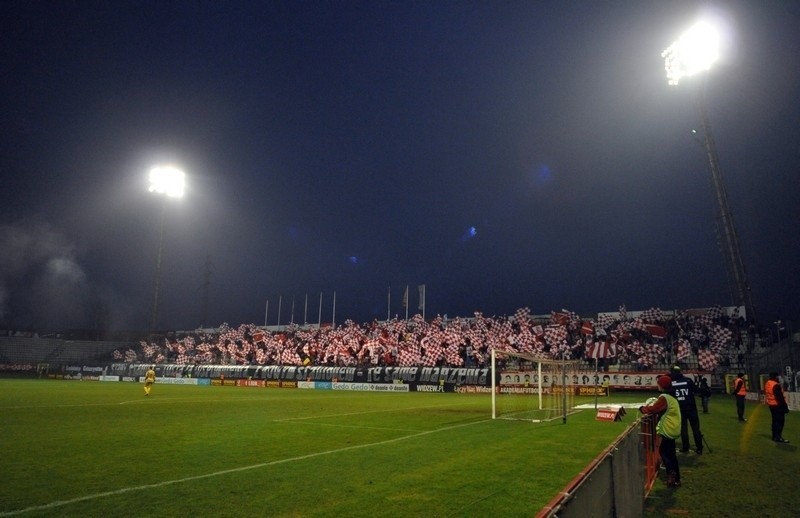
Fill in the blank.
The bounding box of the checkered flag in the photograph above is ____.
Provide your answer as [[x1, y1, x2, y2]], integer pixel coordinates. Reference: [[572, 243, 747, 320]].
[[641, 307, 664, 323], [706, 305, 724, 321], [514, 307, 531, 328], [710, 324, 733, 348], [598, 313, 616, 330], [676, 339, 691, 360], [697, 348, 719, 371], [398, 343, 421, 366], [544, 325, 567, 348]]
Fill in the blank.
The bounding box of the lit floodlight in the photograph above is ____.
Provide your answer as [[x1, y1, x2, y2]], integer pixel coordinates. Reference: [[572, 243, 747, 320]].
[[662, 21, 720, 85], [148, 166, 185, 198]]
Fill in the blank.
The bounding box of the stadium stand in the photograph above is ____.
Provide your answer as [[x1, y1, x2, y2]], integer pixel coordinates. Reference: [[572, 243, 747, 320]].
[[111, 305, 760, 374], [0, 335, 130, 365], [4, 304, 791, 382]]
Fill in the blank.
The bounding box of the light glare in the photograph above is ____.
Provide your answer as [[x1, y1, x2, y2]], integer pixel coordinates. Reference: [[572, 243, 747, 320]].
[[662, 21, 720, 85], [148, 166, 185, 198]]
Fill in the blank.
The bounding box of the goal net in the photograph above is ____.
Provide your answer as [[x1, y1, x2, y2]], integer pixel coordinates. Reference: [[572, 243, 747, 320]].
[[491, 349, 580, 423]]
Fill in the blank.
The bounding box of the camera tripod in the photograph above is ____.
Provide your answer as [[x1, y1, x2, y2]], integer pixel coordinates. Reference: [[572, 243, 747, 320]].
[[701, 434, 713, 454]]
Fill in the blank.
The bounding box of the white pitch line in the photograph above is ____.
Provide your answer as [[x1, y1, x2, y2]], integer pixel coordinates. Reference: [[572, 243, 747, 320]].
[[1, 402, 121, 410], [273, 402, 461, 422], [0, 418, 489, 516], [118, 397, 250, 405], [283, 419, 421, 433], [1, 394, 311, 410]]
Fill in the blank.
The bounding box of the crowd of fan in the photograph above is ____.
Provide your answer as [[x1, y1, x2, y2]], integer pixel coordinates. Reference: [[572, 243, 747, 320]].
[[114, 305, 753, 372]]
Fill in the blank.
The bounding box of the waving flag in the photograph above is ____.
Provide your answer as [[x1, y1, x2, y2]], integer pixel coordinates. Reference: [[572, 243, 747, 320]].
[[544, 325, 567, 348], [586, 340, 616, 359], [706, 305, 724, 320], [676, 339, 691, 360], [641, 307, 664, 323], [644, 324, 667, 339], [580, 320, 595, 336], [514, 307, 531, 328], [697, 348, 719, 371], [710, 325, 733, 347]]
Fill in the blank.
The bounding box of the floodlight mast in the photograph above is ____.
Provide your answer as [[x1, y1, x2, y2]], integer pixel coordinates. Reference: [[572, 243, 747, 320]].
[[662, 21, 720, 86], [663, 22, 756, 322], [148, 166, 185, 198], [148, 166, 185, 332]]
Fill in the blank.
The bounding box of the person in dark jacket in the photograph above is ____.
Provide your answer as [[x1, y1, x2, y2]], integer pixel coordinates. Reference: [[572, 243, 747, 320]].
[[670, 365, 704, 454], [698, 376, 711, 414]]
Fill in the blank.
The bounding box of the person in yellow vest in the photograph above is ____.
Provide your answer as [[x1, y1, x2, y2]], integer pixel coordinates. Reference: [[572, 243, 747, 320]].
[[733, 372, 748, 421], [764, 372, 789, 443], [144, 365, 156, 396], [640, 375, 683, 488]]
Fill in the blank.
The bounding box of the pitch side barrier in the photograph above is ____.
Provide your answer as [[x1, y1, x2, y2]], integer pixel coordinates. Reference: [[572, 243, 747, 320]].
[[537, 414, 660, 517], [89, 363, 673, 396], [105, 364, 493, 386], [98, 364, 489, 392], [102, 363, 677, 387]]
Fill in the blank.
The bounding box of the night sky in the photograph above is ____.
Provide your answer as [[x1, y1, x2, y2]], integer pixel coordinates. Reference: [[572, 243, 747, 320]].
[[2, 1, 799, 332]]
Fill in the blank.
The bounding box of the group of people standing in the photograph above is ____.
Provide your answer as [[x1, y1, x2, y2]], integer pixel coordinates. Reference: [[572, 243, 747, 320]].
[[732, 371, 789, 442], [640, 366, 791, 489], [639, 366, 704, 488]]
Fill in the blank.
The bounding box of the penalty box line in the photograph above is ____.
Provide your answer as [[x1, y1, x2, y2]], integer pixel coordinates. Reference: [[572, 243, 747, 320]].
[[1, 418, 490, 516]]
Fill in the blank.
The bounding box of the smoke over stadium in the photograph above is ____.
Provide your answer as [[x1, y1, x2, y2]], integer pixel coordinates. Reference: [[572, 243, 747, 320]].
[[0, 220, 132, 331]]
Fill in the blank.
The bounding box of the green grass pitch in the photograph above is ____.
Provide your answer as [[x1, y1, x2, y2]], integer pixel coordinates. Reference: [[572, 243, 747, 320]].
[[1, 380, 634, 517], [4, 380, 799, 517]]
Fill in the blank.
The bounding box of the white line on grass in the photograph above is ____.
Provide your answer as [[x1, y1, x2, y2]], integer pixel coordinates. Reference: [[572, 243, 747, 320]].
[[0, 418, 490, 516], [1, 396, 269, 409], [1, 402, 119, 410], [118, 394, 349, 406], [273, 401, 462, 422], [118, 397, 256, 405], [270, 401, 482, 432], [283, 419, 421, 433], [0, 397, 249, 410]]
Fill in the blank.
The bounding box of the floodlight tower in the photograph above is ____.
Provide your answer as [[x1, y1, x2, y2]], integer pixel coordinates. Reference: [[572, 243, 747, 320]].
[[148, 165, 185, 332], [662, 21, 756, 321]]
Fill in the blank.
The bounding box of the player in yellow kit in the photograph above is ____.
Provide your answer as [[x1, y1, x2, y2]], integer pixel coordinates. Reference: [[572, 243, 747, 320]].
[[144, 366, 156, 396]]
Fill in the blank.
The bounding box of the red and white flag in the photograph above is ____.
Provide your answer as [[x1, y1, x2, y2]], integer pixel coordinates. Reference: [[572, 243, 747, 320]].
[[676, 339, 691, 360], [586, 340, 616, 359], [580, 320, 594, 336], [551, 311, 570, 326], [644, 324, 667, 339], [697, 348, 719, 371]]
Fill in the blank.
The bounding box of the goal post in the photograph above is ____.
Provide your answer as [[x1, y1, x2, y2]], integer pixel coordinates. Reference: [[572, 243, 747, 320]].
[[491, 349, 580, 423]]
